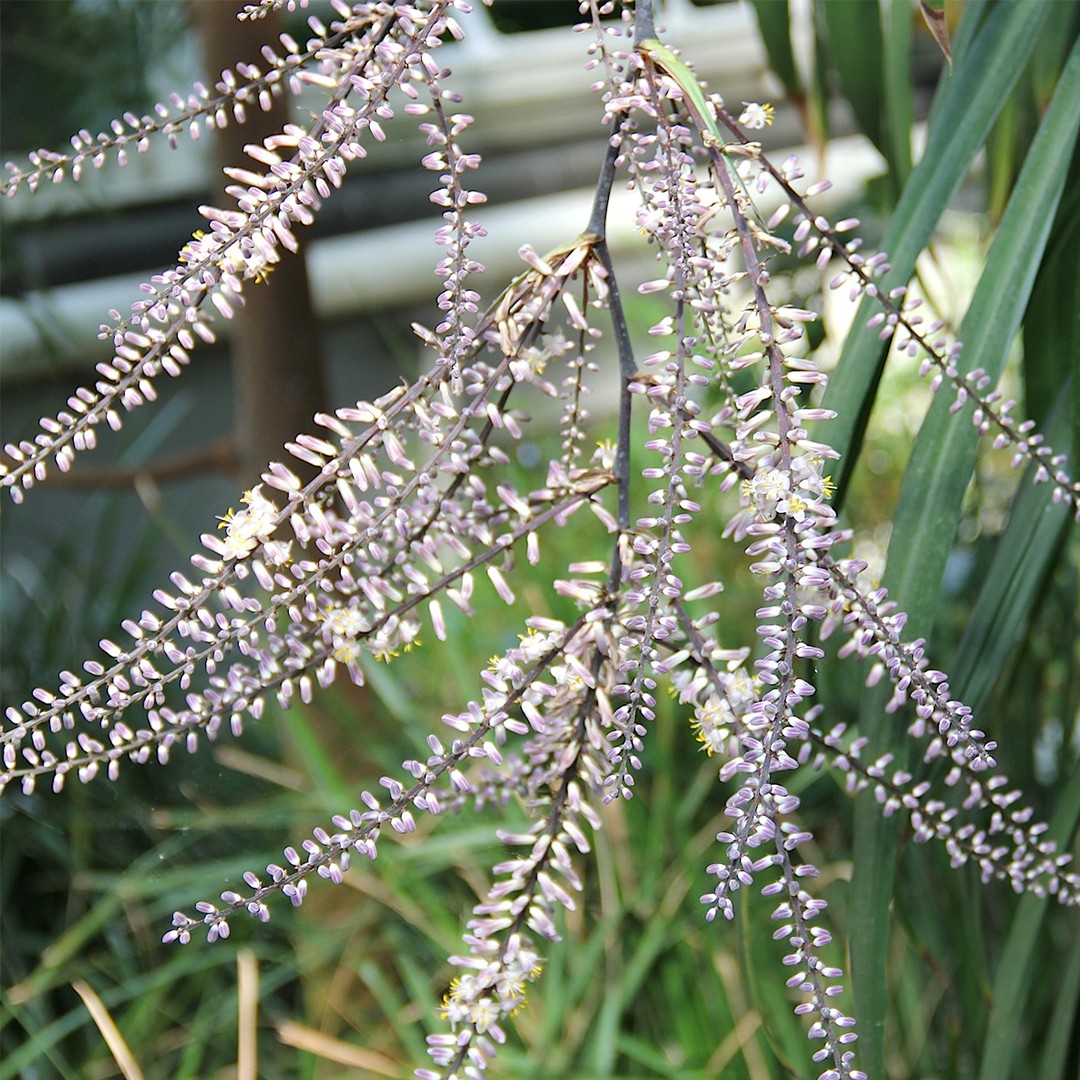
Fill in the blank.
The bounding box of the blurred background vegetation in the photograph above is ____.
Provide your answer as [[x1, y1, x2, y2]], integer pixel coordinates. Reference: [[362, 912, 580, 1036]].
[[1, 1, 1078, 1078]]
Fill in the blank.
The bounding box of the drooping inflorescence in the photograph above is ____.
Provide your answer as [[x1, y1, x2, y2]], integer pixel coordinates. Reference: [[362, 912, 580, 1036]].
[[3, 3, 1076, 1079], [1, 0, 467, 501]]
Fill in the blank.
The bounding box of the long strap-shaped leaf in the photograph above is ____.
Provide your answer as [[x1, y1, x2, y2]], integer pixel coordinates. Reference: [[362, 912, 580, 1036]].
[[637, 37, 728, 147], [949, 396, 1074, 711], [979, 751, 1080, 1080], [822, 0, 1054, 497], [850, 28, 1080, 1080], [748, 0, 803, 99], [882, 36, 1079, 639], [951, 390, 1075, 1076]]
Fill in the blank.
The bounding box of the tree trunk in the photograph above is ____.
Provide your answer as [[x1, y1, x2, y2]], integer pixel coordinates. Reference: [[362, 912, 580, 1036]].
[[191, 0, 327, 484]]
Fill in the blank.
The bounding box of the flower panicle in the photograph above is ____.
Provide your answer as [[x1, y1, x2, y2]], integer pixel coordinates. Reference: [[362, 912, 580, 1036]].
[[425, 636, 607, 1078], [4, 8, 1079, 1080], [424, 789, 597, 1077], [612, 57, 867, 1075], [706, 102, 1080, 519], [416, 61, 487, 379], [0, 295, 617, 796], [0, 1, 458, 502], [166, 611, 602, 946], [239, 0, 310, 21], [602, 62, 732, 801], [0, 0, 366, 198]]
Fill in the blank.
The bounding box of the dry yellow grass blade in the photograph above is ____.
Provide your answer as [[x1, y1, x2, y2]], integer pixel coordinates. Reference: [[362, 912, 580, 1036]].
[[276, 1019, 403, 1077], [237, 948, 259, 1080], [71, 980, 144, 1080]]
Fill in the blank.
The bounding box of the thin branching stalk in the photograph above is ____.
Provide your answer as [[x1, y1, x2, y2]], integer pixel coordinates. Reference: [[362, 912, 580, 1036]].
[[3, 3, 1077, 1078]]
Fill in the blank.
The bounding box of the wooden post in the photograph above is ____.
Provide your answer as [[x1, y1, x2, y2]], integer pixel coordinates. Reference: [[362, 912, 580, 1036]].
[[191, 0, 328, 483]]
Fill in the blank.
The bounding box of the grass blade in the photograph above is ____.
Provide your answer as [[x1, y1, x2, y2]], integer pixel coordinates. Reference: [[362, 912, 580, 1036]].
[[949, 398, 1074, 708], [821, 0, 886, 158], [883, 0, 914, 188], [848, 29, 1080, 1079], [977, 754, 1080, 1080], [822, 0, 1053, 496], [71, 980, 145, 1080], [1037, 928, 1080, 1079], [748, 0, 802, 97]]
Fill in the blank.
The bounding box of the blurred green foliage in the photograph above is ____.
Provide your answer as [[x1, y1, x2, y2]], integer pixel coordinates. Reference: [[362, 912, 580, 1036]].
[[2, 2, 1078, 1079], [0, 0, 187, 154]]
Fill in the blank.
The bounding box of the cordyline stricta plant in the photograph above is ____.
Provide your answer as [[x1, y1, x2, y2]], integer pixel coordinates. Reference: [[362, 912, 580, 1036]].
[[3, 1, 1079, 1077]]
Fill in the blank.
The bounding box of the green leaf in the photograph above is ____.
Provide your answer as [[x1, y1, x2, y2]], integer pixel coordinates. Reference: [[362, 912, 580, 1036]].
[[949, 397, 1074, 708], [821, 0, 887, 158], [748, 0, 802, 97], [808, 1, 832, 151], [883, 0, 914, 188], [1037, 921, 1080, 1079], [1022, 149, 1080, 431], [847, 24, 1080, 1080], [822, 0, 1054, 498], [985, 87, 1021, 224], [977, 754, 1080, 1080]]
